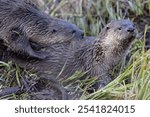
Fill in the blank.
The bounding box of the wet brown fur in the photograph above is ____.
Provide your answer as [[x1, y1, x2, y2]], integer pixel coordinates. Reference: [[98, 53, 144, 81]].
[[0, 0, 83, 59], [1, 20, 137, 89]]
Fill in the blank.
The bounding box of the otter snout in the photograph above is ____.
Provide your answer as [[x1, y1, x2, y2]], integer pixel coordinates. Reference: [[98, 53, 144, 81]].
[[60, 20, 84, 39], [127, 27, 135, 33], [126, 24, 137, 38]]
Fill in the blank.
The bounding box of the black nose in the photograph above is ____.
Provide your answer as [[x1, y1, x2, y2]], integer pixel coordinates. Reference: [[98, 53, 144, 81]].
[[127, 27, 135, 33]]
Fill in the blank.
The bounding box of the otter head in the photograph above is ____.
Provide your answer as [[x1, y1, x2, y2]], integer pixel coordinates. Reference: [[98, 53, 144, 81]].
[[99, 20, 137, 47], [29, 18, 85, 45]]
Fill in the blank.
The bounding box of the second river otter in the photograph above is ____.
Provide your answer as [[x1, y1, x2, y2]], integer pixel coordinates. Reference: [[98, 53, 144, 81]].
[[0, 0, 83, 59], [2, 19, 137, 89]]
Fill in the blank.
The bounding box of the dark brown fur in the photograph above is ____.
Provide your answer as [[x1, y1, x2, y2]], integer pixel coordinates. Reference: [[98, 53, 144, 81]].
[[0, 0, 83, 59], [2, 20, 137, 89]]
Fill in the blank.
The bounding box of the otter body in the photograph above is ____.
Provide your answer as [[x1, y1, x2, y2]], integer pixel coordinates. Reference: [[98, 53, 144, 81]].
[[2, 20, 137, 88], [0, 0, 83, 59]]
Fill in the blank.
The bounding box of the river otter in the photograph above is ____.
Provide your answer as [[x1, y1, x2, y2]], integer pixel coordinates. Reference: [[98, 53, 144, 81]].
[[1, 20, 137, 89], [0, 0, 83, 59]]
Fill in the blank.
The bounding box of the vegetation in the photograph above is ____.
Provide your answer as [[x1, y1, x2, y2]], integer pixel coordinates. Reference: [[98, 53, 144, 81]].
[[0, 0, 150, 100]]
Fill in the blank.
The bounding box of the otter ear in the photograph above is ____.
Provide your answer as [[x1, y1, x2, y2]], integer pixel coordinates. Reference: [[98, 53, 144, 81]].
[[14, 40, 47, 59], [9, 28, 47, 59]]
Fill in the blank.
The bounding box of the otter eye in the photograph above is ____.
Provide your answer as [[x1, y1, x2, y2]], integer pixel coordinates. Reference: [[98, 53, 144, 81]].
[[106, 26, 110, 30], [52, 29, 57, 33], [118, 27, 122, 30], [71, 30, 76, 34]]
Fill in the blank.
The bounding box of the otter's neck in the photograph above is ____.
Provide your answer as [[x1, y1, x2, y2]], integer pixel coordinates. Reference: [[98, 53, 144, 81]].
[[89, 38, 133, 67], [96, 37, 132, 57]]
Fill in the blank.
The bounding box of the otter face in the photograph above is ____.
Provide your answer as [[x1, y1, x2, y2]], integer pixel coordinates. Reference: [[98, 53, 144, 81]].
[[101, 20, 137, 45], [28, 17, 84, 45]]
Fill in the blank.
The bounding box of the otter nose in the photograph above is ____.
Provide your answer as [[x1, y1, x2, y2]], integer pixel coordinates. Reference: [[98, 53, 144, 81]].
[[127, 27, 135, 33]]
